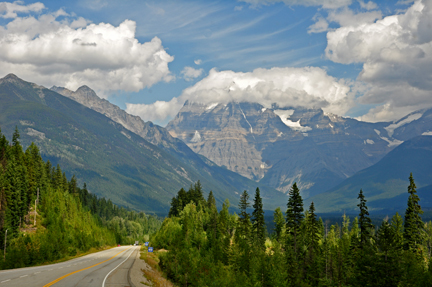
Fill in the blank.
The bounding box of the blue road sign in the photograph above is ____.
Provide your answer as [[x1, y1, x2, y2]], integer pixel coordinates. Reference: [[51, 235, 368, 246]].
[[148, 247, 153, 252], [145, 242, 149, 246]]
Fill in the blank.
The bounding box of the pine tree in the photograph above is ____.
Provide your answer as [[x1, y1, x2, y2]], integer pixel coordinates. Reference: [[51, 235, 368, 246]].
[[238, 190, 251, 239], [306, 202, 320, 254], [273, 207, 284, 243], [207, 190, 216, 210], [357, 189, 372, 247], [376, 219, 395, 262], [237, 190, 251, 275], [286, 182, 303, 253], [168, 196, 180, 217], [403, 173, 424, 252], [193, 180, 205, 205], [251, 187, 266, 251]]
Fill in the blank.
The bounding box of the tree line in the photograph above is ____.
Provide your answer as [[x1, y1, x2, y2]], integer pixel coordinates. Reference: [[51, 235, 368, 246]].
[[0, 128, 161, 270], [152, 175, 432, 286]]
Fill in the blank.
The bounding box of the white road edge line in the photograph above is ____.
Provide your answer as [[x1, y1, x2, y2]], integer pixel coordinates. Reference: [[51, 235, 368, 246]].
[[1, 279, 11, 283], [102, 247, 135, 287]]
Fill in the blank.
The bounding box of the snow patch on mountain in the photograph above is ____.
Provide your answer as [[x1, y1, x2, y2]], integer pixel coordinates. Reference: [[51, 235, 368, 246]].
[[365, 139, 374, 144], [384, 113, 423, 137], [274, 109, 312, 132], [422, 131, 432, 136], [206, 103, 218, 110], [381, 136, 403, 147], [191, 130, 202, 142]]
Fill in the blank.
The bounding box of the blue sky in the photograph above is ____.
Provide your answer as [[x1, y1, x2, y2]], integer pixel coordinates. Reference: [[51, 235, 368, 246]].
[[1, 0, 430, 125]]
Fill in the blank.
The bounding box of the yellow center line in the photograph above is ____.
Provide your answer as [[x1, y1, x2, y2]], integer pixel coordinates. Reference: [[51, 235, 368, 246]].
[[43, 247, 131, 287]]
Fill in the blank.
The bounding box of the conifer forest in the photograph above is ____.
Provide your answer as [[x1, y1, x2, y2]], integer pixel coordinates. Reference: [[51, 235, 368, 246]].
[[152, 178, 432, 286], [0, 128, 161, 270]]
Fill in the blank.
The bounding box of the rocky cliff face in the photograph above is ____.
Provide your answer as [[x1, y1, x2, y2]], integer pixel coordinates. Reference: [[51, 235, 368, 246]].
[[166, 101, 415, 198]]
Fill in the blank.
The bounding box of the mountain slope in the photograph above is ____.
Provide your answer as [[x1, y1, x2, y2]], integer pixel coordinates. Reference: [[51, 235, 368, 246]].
[[0, 74, 286, 213], [305, 135, 432, 213], [166, 101, 395, 198]]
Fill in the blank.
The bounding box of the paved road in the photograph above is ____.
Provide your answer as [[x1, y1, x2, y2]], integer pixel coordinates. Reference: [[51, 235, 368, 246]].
[[0, 245, 140, 287]]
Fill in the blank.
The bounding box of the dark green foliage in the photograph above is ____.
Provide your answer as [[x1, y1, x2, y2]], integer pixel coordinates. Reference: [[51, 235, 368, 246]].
[[207, 190, 216, 210], [286, 182, 303, 253], [404, 173, 424, 252], [357, 189, 373, 246], [168, 183, 208, 217], [252, 188, 266, 251]]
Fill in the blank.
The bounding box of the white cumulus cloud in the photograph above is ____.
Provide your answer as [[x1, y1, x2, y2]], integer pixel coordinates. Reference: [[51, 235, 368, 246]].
[[325, 0, 432, 122], [0, 1, 45, 18], [181, 66, 204, 81], [127, 67, 355, 124], [308, 14, 329, 34], [126, 98, 183, 124], [0, 4, 174, 97]]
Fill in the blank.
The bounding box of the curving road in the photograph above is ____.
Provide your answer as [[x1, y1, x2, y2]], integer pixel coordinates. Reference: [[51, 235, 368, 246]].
[[0, 245, 140, 287]]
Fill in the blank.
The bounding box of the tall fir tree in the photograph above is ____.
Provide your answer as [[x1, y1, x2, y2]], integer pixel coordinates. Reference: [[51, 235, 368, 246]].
[[286, 182, 303, 253], [207, 190, 216, 210], [306, 202, 320, 255], [403, 173, 424, 252], [251, 187, 266, 251], [273, 207, 285, 243], [238, 190, 251, 239], [357, 189, 373, 246]]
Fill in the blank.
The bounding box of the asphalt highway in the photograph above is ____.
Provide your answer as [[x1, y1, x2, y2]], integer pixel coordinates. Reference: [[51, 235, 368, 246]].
[[0, 245, 139, 287]]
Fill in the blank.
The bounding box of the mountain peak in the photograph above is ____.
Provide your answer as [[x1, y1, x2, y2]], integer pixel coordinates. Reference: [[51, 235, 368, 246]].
[[76, 85, 94, 93], [3, 73, 19, 80], [0, 73, 23, 84]]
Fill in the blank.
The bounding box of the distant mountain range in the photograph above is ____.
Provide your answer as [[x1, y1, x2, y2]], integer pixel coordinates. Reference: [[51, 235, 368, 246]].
[[0, 74, 286, 213], [166, 101, 432, 205], [3, 73, 432, 214], [305, 135, 432, 213]]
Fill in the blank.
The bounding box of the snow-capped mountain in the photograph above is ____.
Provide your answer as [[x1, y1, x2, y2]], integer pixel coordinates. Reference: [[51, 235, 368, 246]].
[[166, 101, 432, 199]]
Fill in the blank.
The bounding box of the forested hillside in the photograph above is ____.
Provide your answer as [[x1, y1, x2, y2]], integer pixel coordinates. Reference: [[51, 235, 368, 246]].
[[152, 177, 432, 286], [0, 128, 161, 270]]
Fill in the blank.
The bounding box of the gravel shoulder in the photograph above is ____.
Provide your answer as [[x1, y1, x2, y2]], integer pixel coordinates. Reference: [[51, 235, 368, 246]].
[[128, 247, 153, 286]]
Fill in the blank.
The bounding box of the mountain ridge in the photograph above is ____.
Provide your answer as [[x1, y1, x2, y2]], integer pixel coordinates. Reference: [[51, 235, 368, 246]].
[[0, 74, 287, 213]]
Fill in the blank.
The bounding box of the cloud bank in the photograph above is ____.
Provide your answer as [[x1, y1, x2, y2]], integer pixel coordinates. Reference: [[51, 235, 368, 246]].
[[326, 0, 432, 121], [0, 2, 174, 97], [126, 67, 354, 123]]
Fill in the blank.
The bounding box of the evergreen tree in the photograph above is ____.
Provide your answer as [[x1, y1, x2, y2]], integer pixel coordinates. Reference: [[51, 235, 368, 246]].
[[238, 190, 251, 239], [207, 190, 216, 210], [306, 202, 320, 254], [286, 182, 303, 253], [251, 187, 266, 251], [193, 180, 205, 204], [237, 190, 251, 275], [403, 173, 424, 252], [273, 207, 284, 243], [376, 218, 395, 262], [357, 189, 372, 246], [168, 196, 180, 217]]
